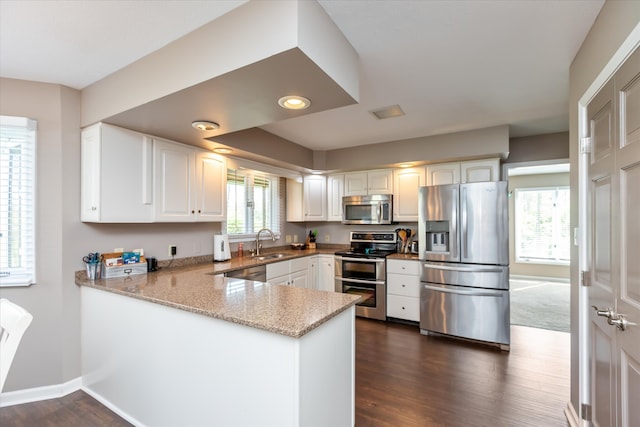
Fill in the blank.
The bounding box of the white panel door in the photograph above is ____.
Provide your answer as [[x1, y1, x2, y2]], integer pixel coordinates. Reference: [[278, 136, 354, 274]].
[[588, 47, 640, 427]]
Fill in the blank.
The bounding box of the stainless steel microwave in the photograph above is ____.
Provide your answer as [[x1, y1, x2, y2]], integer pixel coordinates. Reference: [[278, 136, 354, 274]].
[[342, 195, 393, 225]]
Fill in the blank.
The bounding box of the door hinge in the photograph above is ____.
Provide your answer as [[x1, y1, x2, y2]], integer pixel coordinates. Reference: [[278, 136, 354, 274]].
[[581, 403, 592, 421], [580, 137, 592, 154], [581, 270, 591, 287]]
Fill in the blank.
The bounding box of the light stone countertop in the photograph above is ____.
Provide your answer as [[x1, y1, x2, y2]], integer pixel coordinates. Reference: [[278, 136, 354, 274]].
[[387, 253, 420, 261], [76, 253, 359, 338]]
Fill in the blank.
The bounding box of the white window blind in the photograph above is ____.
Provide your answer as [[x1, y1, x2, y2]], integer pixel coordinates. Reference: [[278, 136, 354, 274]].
[[515, 187, 570, 264], [226, 169, 280, 241], [0, 116, 37, 286]]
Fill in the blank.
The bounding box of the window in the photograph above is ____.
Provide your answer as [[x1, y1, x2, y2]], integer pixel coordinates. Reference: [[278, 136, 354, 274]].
[[1, 116, 36, 286], [515, 187, 570, 264], [226, 168, 280, 241]]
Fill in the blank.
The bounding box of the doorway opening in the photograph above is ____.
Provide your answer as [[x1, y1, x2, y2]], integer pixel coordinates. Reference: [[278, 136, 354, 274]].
[[505, 161, 570, 333]]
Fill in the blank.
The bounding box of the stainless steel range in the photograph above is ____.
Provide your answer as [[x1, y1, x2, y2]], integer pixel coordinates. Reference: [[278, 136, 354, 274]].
[[335, 231, 397, 320]]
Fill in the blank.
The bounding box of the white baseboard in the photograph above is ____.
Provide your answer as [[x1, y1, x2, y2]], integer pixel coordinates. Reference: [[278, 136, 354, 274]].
[[81, 386, 144, 427], [565, 402, 582, 427], [0, 377, 81, 408]]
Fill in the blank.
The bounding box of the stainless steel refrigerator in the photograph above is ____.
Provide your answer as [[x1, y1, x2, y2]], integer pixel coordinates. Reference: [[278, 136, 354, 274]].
[[418, 181, 510, 349]]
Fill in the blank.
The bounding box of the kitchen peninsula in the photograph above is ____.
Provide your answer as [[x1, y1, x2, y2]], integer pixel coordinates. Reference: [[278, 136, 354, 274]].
[[76, 261, 359, 427]]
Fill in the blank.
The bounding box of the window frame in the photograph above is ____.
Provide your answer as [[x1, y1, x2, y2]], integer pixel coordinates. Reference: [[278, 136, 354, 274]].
[[514, 186, 570, 266], [0, 115, 37, 287], [225, 168, 281, 244]]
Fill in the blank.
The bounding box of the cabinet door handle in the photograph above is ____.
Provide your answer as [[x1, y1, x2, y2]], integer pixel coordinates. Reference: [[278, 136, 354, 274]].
[[191, 210, 195, 214]]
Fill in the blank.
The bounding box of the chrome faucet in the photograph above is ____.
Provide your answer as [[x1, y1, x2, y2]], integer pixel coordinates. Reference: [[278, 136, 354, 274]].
[[254, 228, 276, 256]]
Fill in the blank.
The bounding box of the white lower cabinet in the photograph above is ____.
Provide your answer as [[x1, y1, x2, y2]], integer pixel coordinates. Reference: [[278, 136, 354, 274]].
[[267, 258, 309, 288], [309, 255, 335, 292], [386, 259, 420, 322]]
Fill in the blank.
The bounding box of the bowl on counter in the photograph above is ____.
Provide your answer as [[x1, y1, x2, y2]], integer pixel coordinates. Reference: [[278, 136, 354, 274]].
[[290, 243, 306, 250]]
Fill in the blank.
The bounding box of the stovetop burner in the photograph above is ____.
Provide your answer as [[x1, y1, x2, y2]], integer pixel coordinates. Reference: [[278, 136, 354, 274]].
[[335, 231, 398, 259], [334, 249, 397, 259]]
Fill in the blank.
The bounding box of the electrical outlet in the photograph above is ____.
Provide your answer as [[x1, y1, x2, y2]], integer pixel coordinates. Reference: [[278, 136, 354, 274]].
[[324, 234, 330, 242], [114, 247, 124, 253], [285, 235, 292, 243], [169, 245, 177, 257], [293, 235, 298, 243]]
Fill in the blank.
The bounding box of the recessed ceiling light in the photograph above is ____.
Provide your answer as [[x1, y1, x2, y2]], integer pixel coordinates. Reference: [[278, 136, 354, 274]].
[[278, 96, 311, 110], [213, 147, 233, 154], [192, 120, 219, 131], [399, 163, 412, 168]]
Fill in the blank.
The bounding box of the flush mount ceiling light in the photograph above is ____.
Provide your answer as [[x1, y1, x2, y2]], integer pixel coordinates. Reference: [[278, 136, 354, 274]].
[[191, 120, 219, 131], [278, 96, 311, 110], [213, 147, 233, 154], [369, 104, 405, 120]]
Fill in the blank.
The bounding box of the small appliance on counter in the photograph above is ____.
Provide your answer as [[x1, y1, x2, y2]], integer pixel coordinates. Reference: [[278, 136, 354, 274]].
[[213, 234, 231, 261]]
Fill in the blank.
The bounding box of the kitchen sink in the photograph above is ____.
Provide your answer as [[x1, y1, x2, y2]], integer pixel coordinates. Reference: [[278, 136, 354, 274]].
[[253, 253, 288, 261]]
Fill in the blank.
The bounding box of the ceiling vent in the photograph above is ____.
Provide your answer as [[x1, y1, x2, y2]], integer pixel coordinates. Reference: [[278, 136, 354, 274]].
[[369, 104, 405, 120]]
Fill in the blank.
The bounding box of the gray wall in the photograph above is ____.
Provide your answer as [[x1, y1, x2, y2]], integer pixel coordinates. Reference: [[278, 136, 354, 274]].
[[506, 131, 569, 164], [0, 78, 225, 391], [508, 173, 570, 279], [568, 0, 640, 417]]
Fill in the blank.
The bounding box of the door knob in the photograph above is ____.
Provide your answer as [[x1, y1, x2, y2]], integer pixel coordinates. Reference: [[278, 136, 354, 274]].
[[608, 314, 636, 331], [592, 305, 614, 319]]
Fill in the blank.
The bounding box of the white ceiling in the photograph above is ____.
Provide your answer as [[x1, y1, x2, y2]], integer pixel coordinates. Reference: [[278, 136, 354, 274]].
[[0, 0, 604, 151]]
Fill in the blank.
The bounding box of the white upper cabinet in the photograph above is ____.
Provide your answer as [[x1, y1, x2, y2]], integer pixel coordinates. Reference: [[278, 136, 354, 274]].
[[153, 138, 226, 222], [326, 174, 344, 221], [303, 175, 327, 221], [286, 175, 327, 222], [81, 123, 154, 223], [286, 179, 304, 222], [460, 158, 500, 183], [343, 169, 393, 196], [393, 167, 426, 222], [425, 162, 460, 186], [195, 151, 226, 221], [426, 158, 500, 186]]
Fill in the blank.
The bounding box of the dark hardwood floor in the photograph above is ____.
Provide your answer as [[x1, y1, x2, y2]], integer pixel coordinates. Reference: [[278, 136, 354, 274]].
[[355, 319, 570, 427], [0, 389, 132, 426], [0, 319, 569, 427]]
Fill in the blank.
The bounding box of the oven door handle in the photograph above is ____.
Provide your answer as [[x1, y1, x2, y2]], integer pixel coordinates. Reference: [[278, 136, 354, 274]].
[[422, 283, 504, 297], [336, 277, 386, 286], [335, 256, 386, 264]]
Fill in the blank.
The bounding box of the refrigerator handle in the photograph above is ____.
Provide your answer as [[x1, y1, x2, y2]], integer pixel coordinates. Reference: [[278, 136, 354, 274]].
[[461, 185, 467, 260], [422, 283, 504, 297], [422, 263, 505, 273], [451, 186, 459, 260]]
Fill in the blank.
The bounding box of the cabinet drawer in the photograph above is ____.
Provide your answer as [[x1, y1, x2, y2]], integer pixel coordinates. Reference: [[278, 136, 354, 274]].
[[387, 274, 420, 297], [290, 257, 308, 273], [266, 261, 289, 279], [386, 259, 420, 275], [387, 295, 420, 321]]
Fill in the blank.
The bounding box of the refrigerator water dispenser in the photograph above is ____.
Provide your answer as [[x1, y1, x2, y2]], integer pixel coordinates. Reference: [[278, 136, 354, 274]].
[[425, 221, 450, 253]]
